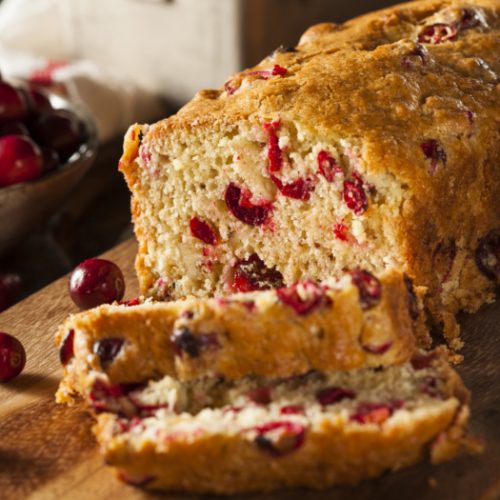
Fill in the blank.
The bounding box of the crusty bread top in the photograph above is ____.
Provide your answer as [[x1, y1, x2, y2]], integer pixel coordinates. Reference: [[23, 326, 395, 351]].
[[145, 0, 499, 186]]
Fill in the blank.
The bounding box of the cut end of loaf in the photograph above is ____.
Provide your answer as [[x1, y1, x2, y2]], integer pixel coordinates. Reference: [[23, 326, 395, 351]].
[[122, 118, 408, 301]]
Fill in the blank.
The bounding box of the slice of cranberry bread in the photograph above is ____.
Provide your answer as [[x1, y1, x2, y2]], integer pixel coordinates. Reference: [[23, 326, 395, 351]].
[[119, 0, 500, 347], [93, 349, 481, 494], [56, 269, 426, 404]]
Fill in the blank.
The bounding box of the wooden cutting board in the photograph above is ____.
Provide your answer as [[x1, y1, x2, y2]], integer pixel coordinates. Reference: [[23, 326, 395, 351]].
[[1, 238, 499, 500]]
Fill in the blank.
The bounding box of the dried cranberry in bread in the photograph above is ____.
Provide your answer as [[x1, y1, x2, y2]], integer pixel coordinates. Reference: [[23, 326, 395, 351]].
[[93, 349, 481, 494], [119, 0, 499, 347], [55, 269, 425, 404]]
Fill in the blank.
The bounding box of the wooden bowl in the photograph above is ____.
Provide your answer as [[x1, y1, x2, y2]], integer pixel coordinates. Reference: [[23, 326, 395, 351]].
[[0, 88, 98, 255]]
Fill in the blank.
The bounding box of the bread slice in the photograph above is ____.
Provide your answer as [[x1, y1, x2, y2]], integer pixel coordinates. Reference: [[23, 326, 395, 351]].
[[93, 349, 481, 493], [56, 269, 426, 404], [119, 0, 500, 346]]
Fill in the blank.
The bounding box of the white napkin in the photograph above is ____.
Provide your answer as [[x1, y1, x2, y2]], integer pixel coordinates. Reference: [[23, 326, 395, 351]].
[[0, 0, 166, 142]]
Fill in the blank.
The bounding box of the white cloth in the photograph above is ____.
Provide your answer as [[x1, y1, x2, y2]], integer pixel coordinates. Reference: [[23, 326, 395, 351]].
[[0, 0, 166, 142]]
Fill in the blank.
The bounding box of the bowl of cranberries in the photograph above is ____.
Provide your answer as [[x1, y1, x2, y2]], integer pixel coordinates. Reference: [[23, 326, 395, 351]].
[[0, 77, 97, 254]]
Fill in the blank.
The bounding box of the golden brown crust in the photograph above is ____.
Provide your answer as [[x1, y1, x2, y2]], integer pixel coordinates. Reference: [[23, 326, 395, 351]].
[[55, 270, 424, 404]]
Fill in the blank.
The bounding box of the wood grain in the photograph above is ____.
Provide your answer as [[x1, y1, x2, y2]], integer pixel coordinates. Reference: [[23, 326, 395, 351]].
[[0, 238, 499, 500]]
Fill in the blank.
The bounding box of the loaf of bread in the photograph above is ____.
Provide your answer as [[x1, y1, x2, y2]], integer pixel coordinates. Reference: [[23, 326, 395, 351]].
[[119, 0, 499, 346], [93, 349, 480, 494], [55, 269, 426, 404]]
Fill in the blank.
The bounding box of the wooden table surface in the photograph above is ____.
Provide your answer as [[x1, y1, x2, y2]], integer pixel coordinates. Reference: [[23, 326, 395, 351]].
[[1, 238, 499, 500]]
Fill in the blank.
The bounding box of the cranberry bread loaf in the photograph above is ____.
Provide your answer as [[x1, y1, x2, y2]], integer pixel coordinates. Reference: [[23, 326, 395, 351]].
[[56, 269, 426, 404], [119, 0, 500, 346], [93, 349, 481, 494]]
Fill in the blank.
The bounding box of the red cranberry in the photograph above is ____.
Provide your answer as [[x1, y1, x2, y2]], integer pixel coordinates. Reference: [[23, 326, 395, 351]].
[[59, 329, 75, 366], [411, 351, 437, 370], [316, 386, 356, 406], [30, 110, 82, 161], [225, 183, 272, 226], [246, 69, 272, 79], [350, 402, 398, 424], [180, 310, 194, 319], [270, 174, 316, 201], [127, 392, 169, 416], [0, 272, 22, 312], [403, 274, 419, 321], [333, 221, 349, 241], [350, 269, 381, 310], [41, 148, 60, 174], [123, 416, 147, 432], [0, 82, 29, 124], [26, 87, 52, 113], [0, 332, 26, 382], [247, 387, 272, 405], [280, 404, 304, 415], [253, 421, 305, 456], [239, 299, 257, 311], [421, 139, 447, 174], [343, 179, 368, 215], [68, 258, 125, 309], [277, 280, 327, 315], [476, 229, 500, 282], [317, 150, 342, 182], [361, 340, 393, 354], [263, 121, 282, 173], [189, 217, 218, 245], [229, 254, 284, 292], [418, 24, 458, 44], [0, 135, 43, 187], [246, 65, 288, 79], [271, 64, 288, 76], [89, 380, 144, 413], [0, 121, 29, 137], [224, 81, 238, 95], [93, 338, 124, 368]]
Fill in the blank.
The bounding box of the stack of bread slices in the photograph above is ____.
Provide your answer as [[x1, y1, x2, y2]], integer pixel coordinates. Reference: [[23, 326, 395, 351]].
[[55, 0, 499, 493]]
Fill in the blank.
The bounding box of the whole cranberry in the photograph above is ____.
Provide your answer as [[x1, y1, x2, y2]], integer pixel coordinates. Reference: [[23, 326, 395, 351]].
[[30, 110, 82, 161], [26, 87, 52, 114], [41, 148, 60, 174], [0, 82, 29, 124], [0, 121, 29, 137], [0, 332, 26, 382], [0, 135, 43, 187], [69, 258, 125, 309]]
